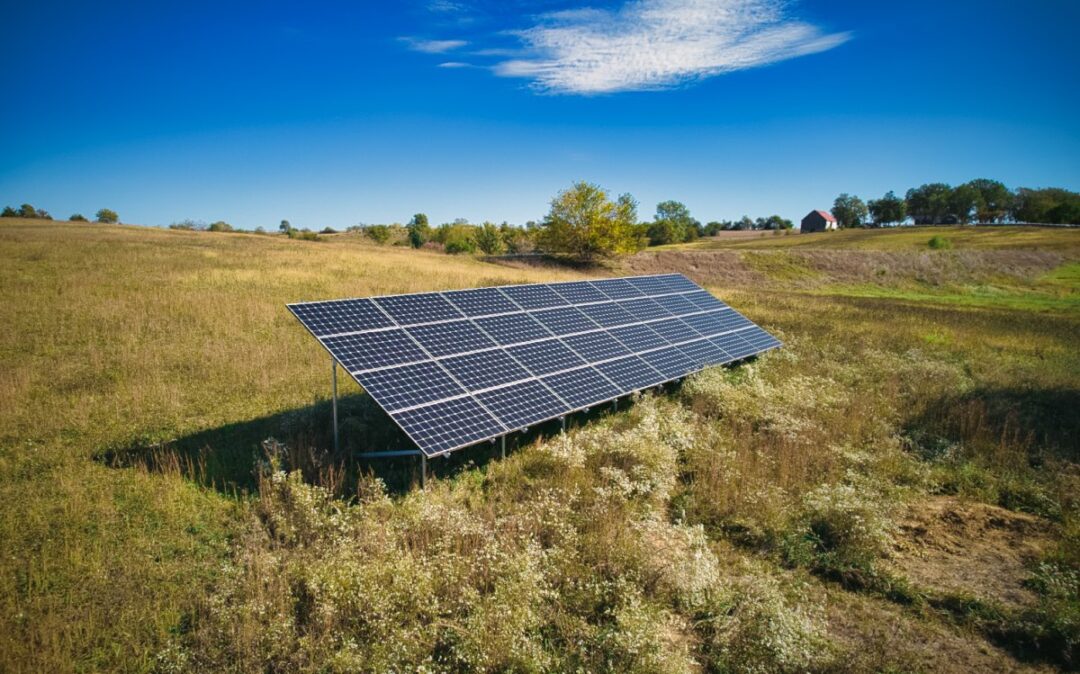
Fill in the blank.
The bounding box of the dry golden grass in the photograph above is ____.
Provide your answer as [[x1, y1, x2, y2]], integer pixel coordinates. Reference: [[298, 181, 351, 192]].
[[1, 219, 1077, 672]]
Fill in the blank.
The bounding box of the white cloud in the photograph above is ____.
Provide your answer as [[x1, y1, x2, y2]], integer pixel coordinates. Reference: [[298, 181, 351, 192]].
[[400, 37, 468, 53], [490, 0, 850, 94], [437, 61, 474, 68]]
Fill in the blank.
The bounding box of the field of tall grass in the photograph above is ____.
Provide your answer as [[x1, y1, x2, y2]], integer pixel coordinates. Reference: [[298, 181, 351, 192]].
[[1, 219, 1077, 672]]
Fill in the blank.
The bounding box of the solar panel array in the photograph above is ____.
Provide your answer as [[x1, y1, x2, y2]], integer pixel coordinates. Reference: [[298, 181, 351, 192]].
[[288, 274, 781, 457]]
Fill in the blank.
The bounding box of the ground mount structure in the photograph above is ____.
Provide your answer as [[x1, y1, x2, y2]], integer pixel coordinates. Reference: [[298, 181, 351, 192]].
[[288, 274, 781, 460]]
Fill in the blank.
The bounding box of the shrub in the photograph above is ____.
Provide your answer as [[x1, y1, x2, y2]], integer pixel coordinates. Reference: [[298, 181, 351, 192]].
[[364, 224, 391, 244], [320, 227, 337, 234], [95, 208, 119, 224], [288, 229, 320, 241], [69, 213, 88, 222], [444, 229, 477, 254], [207, 221, 234, 232], [168, 219, 204, 231], [783, 480, 895, 578], [928, 235, 952, 250]]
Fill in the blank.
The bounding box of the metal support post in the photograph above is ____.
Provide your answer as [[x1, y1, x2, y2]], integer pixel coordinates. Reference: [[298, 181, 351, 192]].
[[331, 356, 339, 454], [420, 452, 427, 488], [560, 416, 566, 433], [500, 435, 506, 459]]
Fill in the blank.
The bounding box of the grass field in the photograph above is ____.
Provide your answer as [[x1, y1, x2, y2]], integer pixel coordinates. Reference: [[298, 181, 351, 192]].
[[1, 218, 1078, 672]]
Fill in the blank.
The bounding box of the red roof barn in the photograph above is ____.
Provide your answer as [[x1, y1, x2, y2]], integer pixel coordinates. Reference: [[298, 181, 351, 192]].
[[801, 210, 837, 233]]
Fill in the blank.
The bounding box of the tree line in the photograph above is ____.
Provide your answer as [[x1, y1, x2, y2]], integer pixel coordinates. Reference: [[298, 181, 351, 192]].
[[1, 204, 119, 223], [829, 180, 1080, 228]]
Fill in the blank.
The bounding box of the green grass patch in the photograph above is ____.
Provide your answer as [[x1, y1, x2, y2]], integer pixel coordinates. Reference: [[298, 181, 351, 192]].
[[741, 250, 822, 282]]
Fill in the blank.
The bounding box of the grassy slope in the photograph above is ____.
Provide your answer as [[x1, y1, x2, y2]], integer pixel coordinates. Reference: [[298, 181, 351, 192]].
[[1, 219, 1077, 672], [673, 225, 1080, 252]]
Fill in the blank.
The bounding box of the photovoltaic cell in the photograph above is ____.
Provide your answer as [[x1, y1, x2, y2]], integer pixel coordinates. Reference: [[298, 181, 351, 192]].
[[440, 349, 532, 391], [542, 366, 621, 409], [354, 361, 465, 411], [681, 311, 731, 338], [561, 330, 631, 362], [712, 332, 757, 360], [500, 284, 568, 309], [592, 278, 645, 300], [625, 275, 673, 296], [648, 318, 701, 344], [508, 339, 586, 376], [391, 397, 505, 455], [476, 380, 570, 430], [473, 312, 552, 345], [596, 356, 666, 392], [288, 273, 780, 457], [549, 281, 608, 304], [323, 330, 427, 373], [289, 299, 394, 337], [443, 287, 519, 317], [609, 324, 669, 351], [678, 338, 731, 367], [406, 320, 496, 357], [617, 297, 673, 321], [578, 301, 637, 328], [640, 347, 698, 379], [374, 293, 462, 325], [532, 306, 600, 336], [683, 290, 729, 313], [652, 293, 701, 317], [658, 274, 701, 293]]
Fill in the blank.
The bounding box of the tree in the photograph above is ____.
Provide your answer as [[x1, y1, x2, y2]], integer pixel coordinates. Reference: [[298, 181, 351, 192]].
[[965, 179, 1012, 223], [867, 191, 906, 226], [1, 206, 16, 217], [407, 213, 430, 248], [475, 221, 505, 255], [703, 221, 725, 236], [69, 213, 88, 222], [208, 220, 234, 232], [647, 200, 698, 245], [1012, 187, 1080, 224], [832, 194, 868, 228], [948, 183, 980, 224], [95, 208, 119, 224], [905, 183, 953, 224], [35, 208, 51, 220], [500, 222, 533, 254], [279, 219, 291, 233], [19, 204, 37, 218], [536, 181, 641, 262]]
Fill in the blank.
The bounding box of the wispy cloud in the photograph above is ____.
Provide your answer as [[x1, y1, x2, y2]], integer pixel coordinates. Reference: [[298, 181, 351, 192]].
[[437, 61, 474, 68], [483, 0, 849, 94], [399, 37, 468, 53]]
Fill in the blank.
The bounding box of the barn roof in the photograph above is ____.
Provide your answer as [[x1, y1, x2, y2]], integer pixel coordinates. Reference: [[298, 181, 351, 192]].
[[811, 210, 836, 222]]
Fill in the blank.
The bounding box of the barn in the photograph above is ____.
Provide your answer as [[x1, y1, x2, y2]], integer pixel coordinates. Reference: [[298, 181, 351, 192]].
[[801, 210, 837, 233]]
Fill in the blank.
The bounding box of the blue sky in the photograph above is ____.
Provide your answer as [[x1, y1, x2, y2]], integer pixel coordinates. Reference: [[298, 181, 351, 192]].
[[1, 0, 1078, 229]]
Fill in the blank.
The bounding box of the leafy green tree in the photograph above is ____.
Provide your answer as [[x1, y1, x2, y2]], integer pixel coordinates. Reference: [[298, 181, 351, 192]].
[[731, 216, 754, 231], [1, 206, 16, 217], [19, 204, 37, 218], [279, 219, 291, 233], [536, 181, 641, 262], [407, 213, 430, 248], [35, 208, 51, 219], [703, 221, 725, 236], [948, 183, 980, 224], [95, 208, 119, 224], [965, 179, 1012, 223], [832, 194, 868, 228], [867, 191, 906, 226], [208, 220, 234, 232], [1012, 187, 1080, 224], [905, 183, 953, 224], [69, 213, 88, 222], [475, 221, 505, 255], [647, 200, 698, 245]]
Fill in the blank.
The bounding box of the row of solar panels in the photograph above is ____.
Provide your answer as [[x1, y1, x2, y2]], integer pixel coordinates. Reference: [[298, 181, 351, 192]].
[[288, 274, 781, 457]]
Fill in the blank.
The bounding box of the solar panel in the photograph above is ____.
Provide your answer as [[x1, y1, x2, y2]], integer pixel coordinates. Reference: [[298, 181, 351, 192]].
[[287, 274, 780, 457]]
